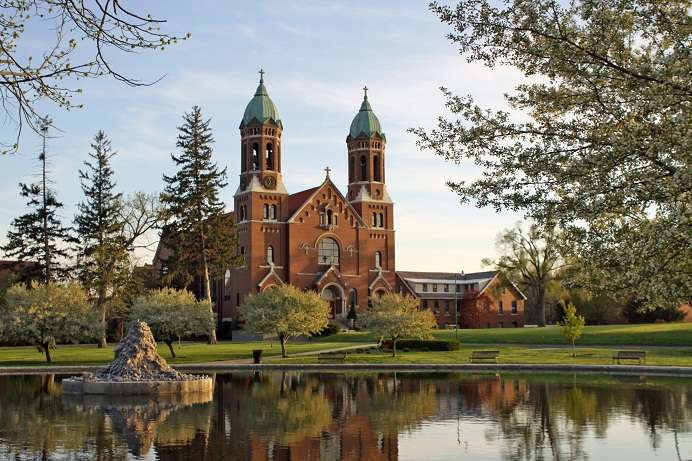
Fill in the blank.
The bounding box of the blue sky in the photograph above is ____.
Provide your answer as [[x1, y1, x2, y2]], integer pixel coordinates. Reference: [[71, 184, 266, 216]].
[[0, 0, 523, 271]]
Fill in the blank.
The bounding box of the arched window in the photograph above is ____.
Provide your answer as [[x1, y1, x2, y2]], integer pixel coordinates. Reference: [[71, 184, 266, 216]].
[[224, 269, 231, 285], [270, 204, 277, 220], [263, 204, 269, 220], [318, 237, 339, 266], [373, 155, 381, 181], [241, 145, 247, 172], [379, 213, 384, 228], [372, 212, 377, 227], [327, 209, 333, 225], [266, 143, 274, 170], [375, 251, 381, 268], [252, 143, 260, 170], [266, 245, 274, 264], [349, 156, 354, 182], [360, 155, 367, 181]]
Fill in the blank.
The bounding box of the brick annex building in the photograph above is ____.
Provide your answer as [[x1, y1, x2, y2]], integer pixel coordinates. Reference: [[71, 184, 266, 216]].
[[154, 74, 526, 329]]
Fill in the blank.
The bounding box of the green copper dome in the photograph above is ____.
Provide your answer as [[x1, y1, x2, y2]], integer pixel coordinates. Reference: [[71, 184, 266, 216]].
[[240, 72, 282, 129], [349, 89, 385, 140]]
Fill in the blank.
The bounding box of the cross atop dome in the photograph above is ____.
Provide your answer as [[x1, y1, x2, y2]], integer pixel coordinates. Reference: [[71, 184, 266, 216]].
[[259, 68, 265, 83], [363, 85, 368, 100]]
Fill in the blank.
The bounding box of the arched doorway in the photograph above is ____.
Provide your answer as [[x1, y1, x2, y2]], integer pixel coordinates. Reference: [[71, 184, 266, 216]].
[[321, 285, 343, 319]]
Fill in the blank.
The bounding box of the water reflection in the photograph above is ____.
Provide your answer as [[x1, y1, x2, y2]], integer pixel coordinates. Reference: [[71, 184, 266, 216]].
[[0, 372, 689, 460]]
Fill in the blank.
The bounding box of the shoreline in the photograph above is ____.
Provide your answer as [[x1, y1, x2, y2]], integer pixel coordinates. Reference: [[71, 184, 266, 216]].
[[2, 362, 692, 377]]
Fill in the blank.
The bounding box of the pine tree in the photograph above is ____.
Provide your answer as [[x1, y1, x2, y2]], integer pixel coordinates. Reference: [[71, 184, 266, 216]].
[[1, 120, 72, 283], [74, 131, 130, 348], [160, 106, 241, 344]]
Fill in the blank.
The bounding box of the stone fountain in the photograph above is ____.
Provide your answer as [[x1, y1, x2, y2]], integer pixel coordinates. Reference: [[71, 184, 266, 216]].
[[62, 321, 212, 395]]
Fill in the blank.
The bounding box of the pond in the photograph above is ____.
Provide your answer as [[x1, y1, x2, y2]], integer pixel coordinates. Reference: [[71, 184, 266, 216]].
[[0, 372, 690, 460]]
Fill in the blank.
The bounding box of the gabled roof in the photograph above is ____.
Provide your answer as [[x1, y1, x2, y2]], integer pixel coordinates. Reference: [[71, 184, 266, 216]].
[[396, 270, 499, 283], [286, 177, 367, 227], [287, 187, 319, 216]]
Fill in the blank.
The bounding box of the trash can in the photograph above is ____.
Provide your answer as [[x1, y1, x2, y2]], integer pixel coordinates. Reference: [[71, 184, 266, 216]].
[[252, 349, 263, 364]]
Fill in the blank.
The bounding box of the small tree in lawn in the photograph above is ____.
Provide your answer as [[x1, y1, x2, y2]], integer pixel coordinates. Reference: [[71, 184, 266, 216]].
[[362, 293, 437, 357], [241, 285, 330, 358], [129, 288, 215, 358], [0, 283, 99, 362], [560, 303, 585, 358]]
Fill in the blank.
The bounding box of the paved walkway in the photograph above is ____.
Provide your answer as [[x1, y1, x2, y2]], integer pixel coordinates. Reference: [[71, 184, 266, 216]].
[[196, 342, 378, 365], [461, 343, 692, 351]]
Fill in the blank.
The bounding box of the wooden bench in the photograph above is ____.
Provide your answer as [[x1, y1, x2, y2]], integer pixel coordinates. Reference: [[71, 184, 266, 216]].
[[469, 350, 500, 363], [612, 350, 646, 365], [318, 352, 347, 363]]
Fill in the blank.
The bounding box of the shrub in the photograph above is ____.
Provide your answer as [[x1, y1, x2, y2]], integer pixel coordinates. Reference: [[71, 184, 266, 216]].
[[312, 323, 340, 337], [380, 339, 460, 351]]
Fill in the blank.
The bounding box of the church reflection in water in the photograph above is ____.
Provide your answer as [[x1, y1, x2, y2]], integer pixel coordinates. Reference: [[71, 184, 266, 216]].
[[0, 372, 690, 460]]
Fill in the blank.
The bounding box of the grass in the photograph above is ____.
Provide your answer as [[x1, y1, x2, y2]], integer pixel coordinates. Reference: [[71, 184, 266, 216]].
[[322, 322, 692, 347], [271, 344, 692, 367], [0, 340, 349, 367], [1, 323, 690, 367]]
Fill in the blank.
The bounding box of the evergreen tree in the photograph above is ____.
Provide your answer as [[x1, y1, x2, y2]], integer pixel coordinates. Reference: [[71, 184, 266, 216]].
[[1, 121, 72, 282], [160, 106, 240, 344], [74, 131, 130, 348]]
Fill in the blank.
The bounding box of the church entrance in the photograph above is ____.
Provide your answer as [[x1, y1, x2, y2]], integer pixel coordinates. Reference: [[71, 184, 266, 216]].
[[321, 285, 343, 319]]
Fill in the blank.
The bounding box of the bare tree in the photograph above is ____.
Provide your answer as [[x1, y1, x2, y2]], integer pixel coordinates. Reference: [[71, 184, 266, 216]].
[[0, 0, 188, 153], [484, 224, 564, 327]]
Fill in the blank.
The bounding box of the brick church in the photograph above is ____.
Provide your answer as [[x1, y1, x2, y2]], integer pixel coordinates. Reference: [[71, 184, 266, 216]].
[[217, 72, 394, 322], [154, 72, 527, 330]]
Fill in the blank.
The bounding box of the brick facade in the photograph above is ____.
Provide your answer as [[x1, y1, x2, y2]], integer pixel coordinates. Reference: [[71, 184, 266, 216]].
[[396, 271, 526, 328]]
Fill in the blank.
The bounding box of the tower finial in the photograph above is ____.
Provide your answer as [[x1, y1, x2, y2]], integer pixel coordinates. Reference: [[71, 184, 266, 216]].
[[363, 85, 368, 99], [259, 68, 265, 83]]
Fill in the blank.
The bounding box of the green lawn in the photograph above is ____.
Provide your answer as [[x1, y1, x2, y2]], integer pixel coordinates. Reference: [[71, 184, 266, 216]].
[[272, 344, 692, 367], [1, 323, 690, 367], [0, 340, 349, 367], [322, 322, 692, 347]]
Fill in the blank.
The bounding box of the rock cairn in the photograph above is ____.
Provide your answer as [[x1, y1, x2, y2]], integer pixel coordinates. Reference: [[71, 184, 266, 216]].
[[82, 321, 199, 382]]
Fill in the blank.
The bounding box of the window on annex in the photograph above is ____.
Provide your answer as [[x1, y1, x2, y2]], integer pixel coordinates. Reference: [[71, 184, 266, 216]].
[[434, 300, 440, 314], [348, 289, 357, 309], [499, 301, 504, 313], [422, 283, 428, 292], [511, 300, 518, 313], [432, 283, 438, 292], [318, 237, 339, 266], [443, 284, 449, 293]]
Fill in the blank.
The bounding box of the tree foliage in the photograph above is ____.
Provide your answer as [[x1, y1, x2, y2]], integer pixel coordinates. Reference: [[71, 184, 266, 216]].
[[414, 0, 691, 312], [0, 0, 189, 153], [483, 223, 562, 326], [241, 285, 330, 358], [160, 105, 241, 344], [0, 282, 99, 362], [559, 303, 585, 357], [1, 123, 73, 282], [361, 292, 437, 357], [129, 288, 214, 358]]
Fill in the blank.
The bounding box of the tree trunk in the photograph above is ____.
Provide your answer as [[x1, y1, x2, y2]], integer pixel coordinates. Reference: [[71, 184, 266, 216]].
[[572, 339, 576, 358], [279, 332, 287, 358], [201, 250, 218, 345], [166, 340, 177, 358], [42, 342, 52, 363], [392, 337, 397, 357], [97, 287, 107, 348], [537, 286, 546, 327]]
